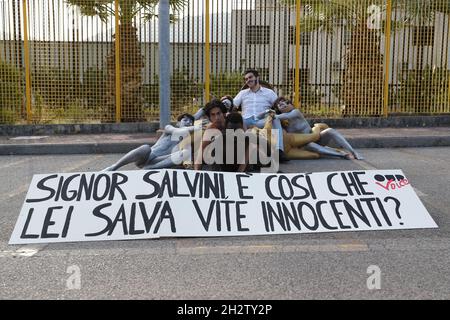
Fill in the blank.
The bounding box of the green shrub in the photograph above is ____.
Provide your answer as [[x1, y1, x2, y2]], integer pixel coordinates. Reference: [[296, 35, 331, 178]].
[[394, 66, 450, 113], [0, 60, 23, 124], [210, 71, 243, 100], [81, 67, 107, 107], [143, 69, 203, 120], [32, 66, 76, 108]]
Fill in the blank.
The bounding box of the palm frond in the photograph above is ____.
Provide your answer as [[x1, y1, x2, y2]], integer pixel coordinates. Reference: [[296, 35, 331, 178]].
[[65, 0, 114, 21], [66, 0, 187, 23]]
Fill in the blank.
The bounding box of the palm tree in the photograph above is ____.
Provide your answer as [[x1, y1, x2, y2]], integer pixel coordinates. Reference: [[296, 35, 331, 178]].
[[65, 0, 186, 122], [282, 0, 449, 116]]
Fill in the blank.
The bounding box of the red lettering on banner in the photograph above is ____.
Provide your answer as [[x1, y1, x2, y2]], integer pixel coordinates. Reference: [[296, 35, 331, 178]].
[[375, 179, 410, 191]]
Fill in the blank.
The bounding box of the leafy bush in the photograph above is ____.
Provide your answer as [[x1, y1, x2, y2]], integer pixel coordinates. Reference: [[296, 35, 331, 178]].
[[143, 69, 203, 120], [394, 66, 449, 114], [280, 83, 324, 106], [0, 60, 23, 124], [81, 67, 107, 107], [29, 66, 108, 123], [210, 72, 243, 100], [32, 66, 75, 108]]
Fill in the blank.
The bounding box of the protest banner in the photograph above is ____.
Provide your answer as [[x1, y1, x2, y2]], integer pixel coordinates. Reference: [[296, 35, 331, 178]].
[[9, 169, 437, 244]]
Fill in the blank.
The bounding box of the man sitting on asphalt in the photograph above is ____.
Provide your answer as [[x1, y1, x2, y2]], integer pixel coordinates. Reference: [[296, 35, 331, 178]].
[[193, 99, 227, 171]]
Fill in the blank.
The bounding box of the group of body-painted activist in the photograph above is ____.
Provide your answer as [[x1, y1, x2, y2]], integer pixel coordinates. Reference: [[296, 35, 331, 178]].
[[104, 69, 363, 173]]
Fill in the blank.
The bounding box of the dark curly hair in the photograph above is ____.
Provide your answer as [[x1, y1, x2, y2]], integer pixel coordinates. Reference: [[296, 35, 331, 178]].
[[203, 99, 227, 118], [243, 69, 259, 78], [225, 112, 244, 130], [177, 113, 195, 123], [271, 97, 291, 114]]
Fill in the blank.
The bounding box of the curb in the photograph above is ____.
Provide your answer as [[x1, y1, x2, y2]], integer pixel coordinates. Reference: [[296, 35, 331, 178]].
[[1, 136, 450, 155], [2, 115, 450, 136], [0, 142, 144, 155], [347, 136, 450, 148]]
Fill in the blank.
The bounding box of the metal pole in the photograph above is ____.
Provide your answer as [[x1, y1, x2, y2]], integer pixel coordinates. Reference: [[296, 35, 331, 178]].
[[204, 0, 210, 102], [159, 0, 171, 128], [22, 0, 32, 123], [294, 0, 301, 108], [383, 0, 393, 117], [114, 0, 122, 123]]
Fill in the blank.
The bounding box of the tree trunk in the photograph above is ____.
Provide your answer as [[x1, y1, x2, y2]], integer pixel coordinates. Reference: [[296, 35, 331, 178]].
[[106, 23, 145, 122], [342, 21, 384, 117]]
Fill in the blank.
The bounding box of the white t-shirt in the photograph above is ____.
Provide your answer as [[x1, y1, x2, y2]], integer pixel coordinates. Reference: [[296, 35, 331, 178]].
[[234, 87, 278, 119]]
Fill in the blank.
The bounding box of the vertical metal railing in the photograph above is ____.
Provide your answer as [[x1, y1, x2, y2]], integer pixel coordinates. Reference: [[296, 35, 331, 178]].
[[22, 0, 32, 123], [114, 0, 121, 123], [383, 0, 393, 117], [204, 0, 210, 102], [294, 0, 301, 109], [2, 0, 450, 125]]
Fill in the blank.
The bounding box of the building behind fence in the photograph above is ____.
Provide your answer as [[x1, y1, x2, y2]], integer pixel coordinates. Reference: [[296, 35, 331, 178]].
[[1, 0, 450, 124]]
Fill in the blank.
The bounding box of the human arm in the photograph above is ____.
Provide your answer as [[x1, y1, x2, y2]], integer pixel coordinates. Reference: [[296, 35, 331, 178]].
[[255, 109, 270, 120], [193, 108, 205, 120], [274, 109, 302, 121], [193, 123, 220, 170], [237, 149, 250, 172], [233, 91, 244, 109], [163, 124, 201, 135]]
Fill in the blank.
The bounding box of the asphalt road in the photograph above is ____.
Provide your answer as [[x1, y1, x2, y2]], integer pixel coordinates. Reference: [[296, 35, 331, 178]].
[[0, 147, 449, 299]]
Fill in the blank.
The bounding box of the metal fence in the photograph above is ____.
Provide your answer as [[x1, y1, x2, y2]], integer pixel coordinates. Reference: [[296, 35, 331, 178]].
[[0, 0, 449, 124]]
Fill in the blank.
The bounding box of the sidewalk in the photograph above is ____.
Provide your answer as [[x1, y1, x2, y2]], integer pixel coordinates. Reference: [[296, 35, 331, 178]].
[[0, 127, 449, 155]]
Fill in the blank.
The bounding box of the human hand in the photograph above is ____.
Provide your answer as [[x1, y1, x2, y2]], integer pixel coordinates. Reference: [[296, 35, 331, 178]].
[[266, 110, 276, 120], [201, 119, 209, 128]]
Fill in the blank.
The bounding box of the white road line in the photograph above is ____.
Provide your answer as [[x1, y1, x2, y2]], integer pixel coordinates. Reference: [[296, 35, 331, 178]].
[[0, 244, 48, 258], [14, 244, 48, 257]]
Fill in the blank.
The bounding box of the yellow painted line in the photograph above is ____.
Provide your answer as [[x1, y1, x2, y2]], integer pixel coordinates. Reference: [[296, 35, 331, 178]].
[[0, 184, 30, 201], [0, 158, 33, 170], [176, 242, 369, 255], [65, 155, 105, 173], [0, 155, 104, 201]]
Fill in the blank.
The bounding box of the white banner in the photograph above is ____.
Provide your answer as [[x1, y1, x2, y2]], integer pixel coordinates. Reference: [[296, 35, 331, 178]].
[[9, 169, 437, 244]]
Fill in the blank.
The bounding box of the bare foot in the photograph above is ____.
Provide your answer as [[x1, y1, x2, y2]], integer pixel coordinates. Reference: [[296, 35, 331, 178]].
[[354, 152, 364, 160], [344, 153, 355, 160]]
